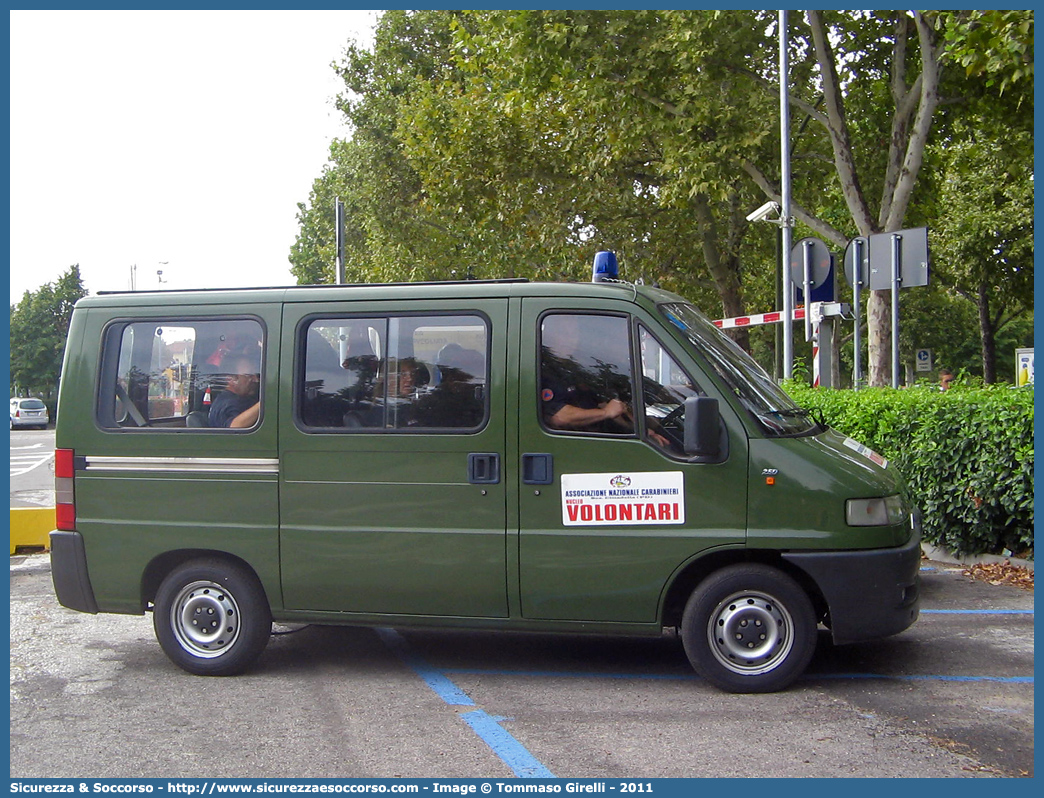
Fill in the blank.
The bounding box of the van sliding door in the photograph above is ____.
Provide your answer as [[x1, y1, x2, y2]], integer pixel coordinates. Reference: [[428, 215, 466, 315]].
[[278, 299, 509, 618]]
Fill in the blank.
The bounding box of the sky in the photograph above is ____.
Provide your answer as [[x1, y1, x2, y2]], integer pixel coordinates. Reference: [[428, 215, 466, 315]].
[[9, 9, 380, 303]]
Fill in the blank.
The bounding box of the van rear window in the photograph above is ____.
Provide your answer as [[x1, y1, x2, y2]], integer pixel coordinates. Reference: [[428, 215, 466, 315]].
[[299, 314, 488, 432], [98, 318, 264, 430]]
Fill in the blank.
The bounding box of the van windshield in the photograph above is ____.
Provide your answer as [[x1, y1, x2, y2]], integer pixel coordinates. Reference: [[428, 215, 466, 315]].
[[659, 302, 818, 436]]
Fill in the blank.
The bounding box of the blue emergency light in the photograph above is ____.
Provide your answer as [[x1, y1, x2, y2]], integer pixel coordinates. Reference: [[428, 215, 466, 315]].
[[592, 251, 618, 282]]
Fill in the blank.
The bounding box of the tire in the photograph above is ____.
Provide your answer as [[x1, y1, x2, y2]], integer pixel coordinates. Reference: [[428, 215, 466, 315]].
[[681, 564, 817, 693], [153, 558, 272, 676]]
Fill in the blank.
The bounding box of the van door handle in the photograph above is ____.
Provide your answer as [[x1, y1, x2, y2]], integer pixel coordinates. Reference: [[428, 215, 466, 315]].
[[521, 453, 553, 485], [468, 453, 500, 485]]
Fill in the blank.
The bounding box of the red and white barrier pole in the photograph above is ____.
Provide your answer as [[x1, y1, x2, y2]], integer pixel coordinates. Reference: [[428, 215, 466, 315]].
[[714, 303, 847, 389], [713, 306, 807, 330]]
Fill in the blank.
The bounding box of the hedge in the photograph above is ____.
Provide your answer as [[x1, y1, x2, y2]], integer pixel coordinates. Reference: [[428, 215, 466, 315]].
[[783, 382, 1034, 559]]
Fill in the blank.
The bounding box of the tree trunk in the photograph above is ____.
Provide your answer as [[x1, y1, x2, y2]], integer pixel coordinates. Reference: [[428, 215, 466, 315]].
[[694, 195, 751, 353], [803, 11, 943, 389], [866, 290, 892, 386]]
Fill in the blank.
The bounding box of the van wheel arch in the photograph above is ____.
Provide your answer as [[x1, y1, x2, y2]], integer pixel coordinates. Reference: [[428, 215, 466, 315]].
[[661, 549, 827, 630], [141, 549, 261, 611]]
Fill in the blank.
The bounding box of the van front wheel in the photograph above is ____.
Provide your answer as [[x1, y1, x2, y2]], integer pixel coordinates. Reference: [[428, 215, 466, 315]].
[[153, 559, 271, 676], [681, 564, 817, 693]]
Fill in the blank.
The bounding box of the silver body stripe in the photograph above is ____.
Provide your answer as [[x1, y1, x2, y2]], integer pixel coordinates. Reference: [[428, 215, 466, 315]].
[[84, 456, 279, 475]]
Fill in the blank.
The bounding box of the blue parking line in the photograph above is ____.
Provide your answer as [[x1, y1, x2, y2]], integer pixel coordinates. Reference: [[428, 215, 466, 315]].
[[376, 628, 556, 778], [460, 709, 556, 778], [375, 627, 474, 706]]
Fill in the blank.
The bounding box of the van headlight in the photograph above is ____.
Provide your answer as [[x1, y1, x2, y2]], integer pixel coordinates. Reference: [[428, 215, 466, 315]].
[[846, 495, 906, 526]]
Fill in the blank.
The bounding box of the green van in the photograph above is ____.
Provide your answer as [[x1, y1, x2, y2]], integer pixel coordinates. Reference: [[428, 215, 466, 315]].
[[50, 272, 920, 693]]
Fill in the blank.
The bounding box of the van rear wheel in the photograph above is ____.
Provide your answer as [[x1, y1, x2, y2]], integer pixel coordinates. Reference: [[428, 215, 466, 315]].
[[153, 559, 271, 676], [681, 564, 817, 693]]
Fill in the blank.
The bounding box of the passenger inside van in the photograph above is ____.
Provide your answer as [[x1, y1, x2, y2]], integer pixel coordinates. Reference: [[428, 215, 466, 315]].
[[410, 344, 486, 428], [208, 351, 261, 428], [341, 325, 381, 403]]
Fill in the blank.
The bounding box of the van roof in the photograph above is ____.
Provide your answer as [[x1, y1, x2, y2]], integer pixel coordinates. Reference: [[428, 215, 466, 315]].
[[81, 279, 685, 308]]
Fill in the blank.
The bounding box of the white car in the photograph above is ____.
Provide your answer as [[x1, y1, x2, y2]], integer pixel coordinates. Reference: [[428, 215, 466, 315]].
[[10, 397, 49, 429]]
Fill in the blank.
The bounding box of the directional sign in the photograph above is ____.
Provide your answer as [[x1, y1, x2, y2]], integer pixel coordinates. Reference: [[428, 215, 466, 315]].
[[867, 227, 930, 290], [916, 348, 932, 372]]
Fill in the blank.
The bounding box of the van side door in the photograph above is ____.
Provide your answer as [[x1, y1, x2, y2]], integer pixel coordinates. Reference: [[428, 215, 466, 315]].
[[279, 299, 509, 618], [71, 308, 282, 614], [516, 299, 749, 624]]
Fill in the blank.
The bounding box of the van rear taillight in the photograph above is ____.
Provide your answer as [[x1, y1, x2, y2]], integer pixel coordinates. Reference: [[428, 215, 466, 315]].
[[55, 448, 76, 530]]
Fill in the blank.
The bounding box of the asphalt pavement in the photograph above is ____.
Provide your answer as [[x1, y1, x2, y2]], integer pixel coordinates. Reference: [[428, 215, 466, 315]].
[[9, 551, 1033, 779], [9, 426, 55, 508]]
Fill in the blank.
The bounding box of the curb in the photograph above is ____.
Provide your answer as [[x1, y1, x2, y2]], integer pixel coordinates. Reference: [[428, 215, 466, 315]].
[[922, 542, 1034, 573], [9, 506, 55, 555]]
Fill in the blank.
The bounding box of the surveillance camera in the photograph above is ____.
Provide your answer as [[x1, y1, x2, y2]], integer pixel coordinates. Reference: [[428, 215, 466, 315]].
[[745, 201, 781, 223]]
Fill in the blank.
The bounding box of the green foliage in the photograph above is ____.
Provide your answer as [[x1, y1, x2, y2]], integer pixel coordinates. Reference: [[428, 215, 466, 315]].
[[292, 9, 785, 326], [922, 129, 1033, 382], [292, 10, 1033, 379], [938, 10, 1034, 101], [785, 382, 1034, 558], [9, 265, 88, 398]]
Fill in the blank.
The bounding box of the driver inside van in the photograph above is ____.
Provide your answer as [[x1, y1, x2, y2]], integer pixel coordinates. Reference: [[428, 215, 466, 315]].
[[209, 351, 261, 428], [540, 314, 630, 433]]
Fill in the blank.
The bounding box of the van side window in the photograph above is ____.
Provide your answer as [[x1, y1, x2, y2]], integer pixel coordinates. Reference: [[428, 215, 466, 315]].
[[539, 313, 635, 437], [99, 318, 264, 430], [637, 324, 702, 456], [300, 315, 488, 431]]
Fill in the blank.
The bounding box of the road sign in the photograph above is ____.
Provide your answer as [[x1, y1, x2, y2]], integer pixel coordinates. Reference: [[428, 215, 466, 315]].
[[867, 227, 930, 290], [915, 348, 932, 372], [789, 238, 832, 290], [789, 238, 833, 341]]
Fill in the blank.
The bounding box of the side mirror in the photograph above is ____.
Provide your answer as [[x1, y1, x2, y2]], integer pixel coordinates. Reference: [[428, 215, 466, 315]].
[[683, 396, 720, 457]]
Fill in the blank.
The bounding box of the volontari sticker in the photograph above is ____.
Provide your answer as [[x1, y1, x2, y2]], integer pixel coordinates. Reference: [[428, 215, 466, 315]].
[[561, 471, 685, 526]]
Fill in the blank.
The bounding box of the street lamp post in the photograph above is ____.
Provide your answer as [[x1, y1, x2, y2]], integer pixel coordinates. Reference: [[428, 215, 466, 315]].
[[778, 10, 794, 380]]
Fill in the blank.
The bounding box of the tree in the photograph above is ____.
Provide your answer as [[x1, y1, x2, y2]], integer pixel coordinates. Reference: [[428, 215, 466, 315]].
[[292, 10, 779, 349], [9, 265, 87, 397], [904, 10, 1034, 383], [732, 12, 947, 386], [416, 10, 959, 371], [291, 10, 1032, 382], [927, 132, 1033, 382], [291, 11, 474, 287], [400, 10, 784, 347]]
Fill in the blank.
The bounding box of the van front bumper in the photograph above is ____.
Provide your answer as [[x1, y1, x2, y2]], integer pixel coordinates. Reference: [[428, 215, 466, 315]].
[[49, 530, 99, 614], [783, 530, 921, 646]]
